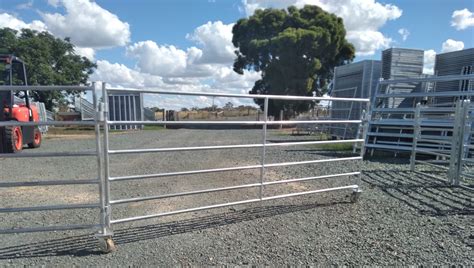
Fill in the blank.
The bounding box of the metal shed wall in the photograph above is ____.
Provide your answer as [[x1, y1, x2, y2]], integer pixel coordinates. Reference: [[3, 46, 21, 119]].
[[381, 48, 424, 109], [434, 48, 474, 106], [330, 60, 381, 138], [108, 93, 144, 130]]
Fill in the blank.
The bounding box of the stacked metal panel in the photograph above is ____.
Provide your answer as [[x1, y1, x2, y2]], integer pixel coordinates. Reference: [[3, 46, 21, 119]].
[[330, 60, 381, 138], [434, 48, 474, 106], [381, 48, 424, 109], [366, 48, 426, 153], [108, 93, 144, 130]]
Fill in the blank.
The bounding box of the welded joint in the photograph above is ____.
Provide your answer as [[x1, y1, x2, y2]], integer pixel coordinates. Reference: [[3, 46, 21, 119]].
[[96, 102, 108, 122]]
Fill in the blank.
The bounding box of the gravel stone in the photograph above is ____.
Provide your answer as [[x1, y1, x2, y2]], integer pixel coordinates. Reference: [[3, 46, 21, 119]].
[[0, 129, 472, 265]]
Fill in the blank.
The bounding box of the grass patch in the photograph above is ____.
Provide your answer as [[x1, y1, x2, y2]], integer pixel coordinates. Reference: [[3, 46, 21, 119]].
[[310, 142, 354, 151], [143, 125, 165, 131], [47, 126, 95, 135]]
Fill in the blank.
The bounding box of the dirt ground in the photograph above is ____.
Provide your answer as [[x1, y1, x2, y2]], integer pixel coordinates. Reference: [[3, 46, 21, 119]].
[[0, 128, 472, 265]]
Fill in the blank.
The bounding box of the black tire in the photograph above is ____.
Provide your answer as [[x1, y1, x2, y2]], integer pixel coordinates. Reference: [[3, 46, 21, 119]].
[[4, 126, 22, 153], [27, 127, 42, 149]]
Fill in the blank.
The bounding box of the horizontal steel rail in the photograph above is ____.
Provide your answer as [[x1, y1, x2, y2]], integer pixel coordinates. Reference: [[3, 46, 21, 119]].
[[110, 172, 359, 205], [373, 107, 457, 113], [109, 139, 364, 155], [0, 151, 97, 158], [0, 203, 100, 213], [0, 85, 92, 92], [0, 121, 96, 127], [110, 185, 358, 224], [376, 91, 474, 98], [0, 179, 99, 188], [107, 87, 370, 102], [107, 120, 362, 126], [0, 224, 100, 234], [378, 74, 474, 84], [109, 156, 362, 182]]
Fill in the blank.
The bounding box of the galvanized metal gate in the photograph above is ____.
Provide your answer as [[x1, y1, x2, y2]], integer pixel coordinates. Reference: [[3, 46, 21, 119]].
[[0, 83, 369, 252], [410, 99, 474, 189]]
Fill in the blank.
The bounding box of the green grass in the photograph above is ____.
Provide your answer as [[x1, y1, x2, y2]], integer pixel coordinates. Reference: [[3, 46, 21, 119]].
[[143, 125, 165, 131], [310, 142, 354, 151]]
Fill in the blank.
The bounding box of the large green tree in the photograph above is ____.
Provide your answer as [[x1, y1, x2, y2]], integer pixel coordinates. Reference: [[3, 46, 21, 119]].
[[232, 5, 355, 117], [0, 28, 96, 110]]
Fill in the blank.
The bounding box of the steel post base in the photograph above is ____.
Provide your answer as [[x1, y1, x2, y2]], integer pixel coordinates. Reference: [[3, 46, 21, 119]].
[[96, 233, 116, 253], [350, 188, 362, 203]]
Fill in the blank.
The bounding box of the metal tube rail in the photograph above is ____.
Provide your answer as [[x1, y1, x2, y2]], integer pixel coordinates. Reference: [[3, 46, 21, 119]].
[[378, 74, 474, 84], [0, 151, 97, 158], [110, 172, 359, 205], [0, 121, 96, 127], [107, 120, 362, 126], [107, 87, 370, 102], [111, 185, 358, 224], [108, 139, 364, 155], [259, 98, 269, 199], [0, 224, 100, 234], [0, 203, 100, 213], [0, 85, 92, 92], [415, 149, 451, 158], [376, 91, 474, 98], [0, 179, 99, 188], [109, 156, 362, 182]]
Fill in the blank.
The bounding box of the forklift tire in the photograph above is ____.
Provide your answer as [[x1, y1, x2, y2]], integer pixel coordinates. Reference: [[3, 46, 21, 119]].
[[5, 126, 23, 153], [28, 128, 42, 149]]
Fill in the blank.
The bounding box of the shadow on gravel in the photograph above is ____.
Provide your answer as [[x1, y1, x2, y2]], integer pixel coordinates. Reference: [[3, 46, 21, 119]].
[[0, 200, 348, 259], [363, 169, 474, 216]]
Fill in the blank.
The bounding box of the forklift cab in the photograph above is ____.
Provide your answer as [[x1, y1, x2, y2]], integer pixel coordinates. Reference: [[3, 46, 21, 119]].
[[0, 54, 41, 153], [0, 54, 30, 121]]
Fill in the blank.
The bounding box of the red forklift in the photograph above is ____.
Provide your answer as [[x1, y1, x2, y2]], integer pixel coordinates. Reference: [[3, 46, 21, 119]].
[[0, 54, 42, 153]]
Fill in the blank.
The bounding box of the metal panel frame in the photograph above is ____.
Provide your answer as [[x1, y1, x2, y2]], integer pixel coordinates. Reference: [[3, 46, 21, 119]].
[[0, 83, 370, 253]]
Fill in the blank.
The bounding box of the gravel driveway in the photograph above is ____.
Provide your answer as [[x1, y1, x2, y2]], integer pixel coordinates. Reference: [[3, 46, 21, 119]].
[[0, 128, 472, 265]]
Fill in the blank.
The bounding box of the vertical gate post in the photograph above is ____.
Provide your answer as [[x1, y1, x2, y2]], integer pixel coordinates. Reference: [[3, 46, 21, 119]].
[[95, 82, 116, 252], [351, 108, 368, 203], [453, 100, 470, 185], [259, 97, 269, 200], [448, 100, 469, 185], [410, 103, 422, 171]]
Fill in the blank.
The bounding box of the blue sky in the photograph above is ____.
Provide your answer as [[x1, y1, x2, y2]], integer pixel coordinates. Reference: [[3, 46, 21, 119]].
[[0, 0, 473, 108]]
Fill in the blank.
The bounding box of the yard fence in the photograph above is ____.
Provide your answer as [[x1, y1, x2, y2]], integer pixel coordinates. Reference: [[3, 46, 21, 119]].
[[0, 82, 369, 252]]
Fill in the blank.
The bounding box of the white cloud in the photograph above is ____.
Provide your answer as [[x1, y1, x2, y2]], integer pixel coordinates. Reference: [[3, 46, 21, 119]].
[[186, 21, 236, 64], [241, 0, 402, 56], [451, 8, 474, 30], [0, 13, 47, 32], [441, 39, 464, 53], [423, 49, 436, 75], [41, 0, 130, 48], [126, 40, 219, 78], [74, 47, 95, 60], [346, 30, 391, 56], [90, 60, 165, 89], [16, 0, 34, 10], [126, 41, 188, 77], [91, 59, 260, 110], [398, 28, 409, 41]]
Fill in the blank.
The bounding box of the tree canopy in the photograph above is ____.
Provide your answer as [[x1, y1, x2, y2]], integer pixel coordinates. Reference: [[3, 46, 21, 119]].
[[232, 5, 355, 117], [0, 28, 96, 110]]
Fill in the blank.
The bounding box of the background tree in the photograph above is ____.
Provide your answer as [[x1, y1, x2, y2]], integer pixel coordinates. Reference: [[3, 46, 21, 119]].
[[0, 28, 96, 110], [232, 5, 355, 117]]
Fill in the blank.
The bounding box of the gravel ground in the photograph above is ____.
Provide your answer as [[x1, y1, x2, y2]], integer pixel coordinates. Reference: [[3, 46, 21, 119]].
[[0, 128, 472, 266]]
